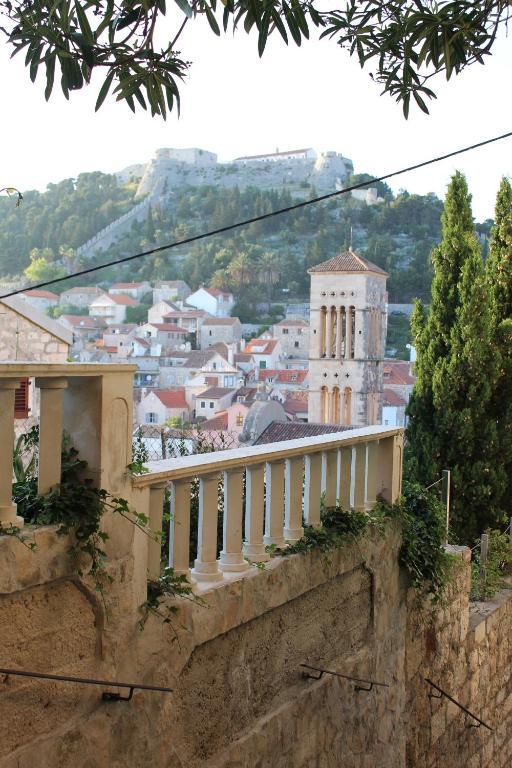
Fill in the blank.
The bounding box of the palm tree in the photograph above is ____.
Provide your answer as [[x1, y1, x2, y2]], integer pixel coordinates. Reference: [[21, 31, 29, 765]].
[[258, 251, 281, 309]]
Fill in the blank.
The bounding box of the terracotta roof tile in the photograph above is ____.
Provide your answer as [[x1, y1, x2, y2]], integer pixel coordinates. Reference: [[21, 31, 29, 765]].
[[22, 289, 59, 299], [109, 294, 138, 306], [308, 248, 388, 276], [152, 389, 188, 408], [198, 387, 236, 400], [202, 317, 240, 326], [383, 360, 416, 386], [383, 389, 407, 407], [200, 411, 229, 431], [254, 422, 350, 445]]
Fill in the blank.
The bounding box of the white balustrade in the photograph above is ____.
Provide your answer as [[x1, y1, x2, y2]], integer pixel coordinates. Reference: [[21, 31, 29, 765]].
[[133, 425, 404, 585], [0, 378, 22, 526]]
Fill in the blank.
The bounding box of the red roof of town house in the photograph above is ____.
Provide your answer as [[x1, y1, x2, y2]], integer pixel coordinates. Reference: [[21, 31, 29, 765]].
[[202, 317, 239, 326], [285, 390, 309, 402], [111, 282, 146, 289], [61, 315, 105, 328], [109, 294, 138, 306], [153, 389, 188, 408], [274, 319, 309, 328], [204, 287, 232, 299], [258, 369, 308, 384], [383, 360, 416, 386], [134, 338, 151, 348], [149, 323, 187, 333], [283, 399, 309, 415], [198, 387, 236, 400], [22, 289, 59, 299], [244, 339, 279, 355], [383, 389, 407, 407], [255, 422, 348, 445], [201, 411, 229, 431], [163, 310, 207, 319]]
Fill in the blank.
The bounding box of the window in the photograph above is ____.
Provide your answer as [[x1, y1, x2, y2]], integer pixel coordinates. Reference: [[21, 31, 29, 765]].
[[212, 362, 217, 370], [259, 360, 266, 369], [294, 341, 299, 348], [210, 402, 214, 409], [282, 328, 289, 335], [200, 401, 206, 408], [209, 330, 212, 336], [236, 413, 244, 427], [297, 328, 302, 335], [146, 412, 158, 424]]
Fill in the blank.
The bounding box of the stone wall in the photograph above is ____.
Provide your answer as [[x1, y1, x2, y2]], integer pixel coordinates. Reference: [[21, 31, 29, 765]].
[[0, 302, 69, 362], [0, 523, 511, 768]]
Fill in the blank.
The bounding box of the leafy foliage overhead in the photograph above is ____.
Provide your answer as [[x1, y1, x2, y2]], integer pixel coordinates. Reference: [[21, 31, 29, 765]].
[[1, 0, 508, 118]]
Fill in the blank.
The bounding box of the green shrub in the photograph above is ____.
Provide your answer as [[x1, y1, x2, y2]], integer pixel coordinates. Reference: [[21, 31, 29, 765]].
[[470, 528, 512, 600]]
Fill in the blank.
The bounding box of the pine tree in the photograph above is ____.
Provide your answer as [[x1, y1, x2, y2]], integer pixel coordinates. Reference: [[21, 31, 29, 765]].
[[406, 172, 477, 486], [486, 177, 512, 517]]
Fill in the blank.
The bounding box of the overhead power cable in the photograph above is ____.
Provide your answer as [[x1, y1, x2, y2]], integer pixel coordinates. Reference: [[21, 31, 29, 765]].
[[2, 129, 512, 300]]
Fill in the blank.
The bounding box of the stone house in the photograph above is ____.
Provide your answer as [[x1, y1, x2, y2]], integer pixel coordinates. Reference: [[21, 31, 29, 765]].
[[186, 286, 234, 317], [162, 309, 208, 337], [109, 281, 152, 301], [102, 323, 138, 353], [152, 280, 191, 303], [195, 386, 237, 418], [137, 322, 187, 350], [200, 317, 242, 349], [382, 360, 416, 406], [243, 338, 283, 370], [135, 388, 189, 425], [147, 300, 181, 324], [200, 401, 251, 435], [272, 318, 310, 358], [18, 289, 59, 313], [89, 293, 138, 325], [382, 388, 407, 427], [59, 286, 105, 309], [0, 297, 71, 362], [257, 368, 308, 392], [58, 315, 106, 349]]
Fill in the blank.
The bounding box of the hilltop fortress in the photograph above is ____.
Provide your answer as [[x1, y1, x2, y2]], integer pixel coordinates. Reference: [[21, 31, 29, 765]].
[[133, 146, 356, 199], [78, 147, 380, 260]]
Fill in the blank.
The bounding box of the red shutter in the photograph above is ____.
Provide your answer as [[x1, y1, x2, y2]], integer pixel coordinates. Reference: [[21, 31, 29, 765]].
[[14, 378, 29, 419]]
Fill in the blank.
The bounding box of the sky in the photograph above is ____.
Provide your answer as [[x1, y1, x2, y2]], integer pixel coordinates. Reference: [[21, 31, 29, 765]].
[[1, 15, 511, 221]]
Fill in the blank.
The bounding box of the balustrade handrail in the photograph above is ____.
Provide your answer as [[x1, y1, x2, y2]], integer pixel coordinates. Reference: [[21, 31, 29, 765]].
[[132, 425, 403, 487]]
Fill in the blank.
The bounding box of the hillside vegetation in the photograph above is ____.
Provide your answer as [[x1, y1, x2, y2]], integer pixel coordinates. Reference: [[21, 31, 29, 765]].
[[0, 171, 492, 315]]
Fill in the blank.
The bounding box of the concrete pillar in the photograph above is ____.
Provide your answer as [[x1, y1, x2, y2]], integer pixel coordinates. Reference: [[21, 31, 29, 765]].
[[0, 379, 22, 527], [304, 453, 322, 527], [322, 450, 338, 509], [148, 482, 166, 580], [220, 469, 249, 572], [243, 464, 269, 562], [264, 461, 285, 547], [35, 377, 67, 495], [339, 447, 353, 510], [353, 443, 368, 511], [191, 474, 223, 581], [284, 457, 304, 542], [169, 479, 192, 577]]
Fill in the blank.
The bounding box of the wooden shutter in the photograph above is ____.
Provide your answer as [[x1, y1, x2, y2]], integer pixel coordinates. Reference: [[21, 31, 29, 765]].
[[14, 378, 29, 419]]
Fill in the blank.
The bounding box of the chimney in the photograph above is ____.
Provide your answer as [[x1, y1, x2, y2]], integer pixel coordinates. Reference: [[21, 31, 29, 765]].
[[227, 344, 234, 366]]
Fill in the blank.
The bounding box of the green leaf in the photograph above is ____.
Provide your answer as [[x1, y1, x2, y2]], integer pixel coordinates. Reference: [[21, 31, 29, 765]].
[[204, 4, 221, 35], [95, 69, 115, 111], [44, 53, 56, 100], [173, 0, 194, 19], [75, 1, 94, 44]]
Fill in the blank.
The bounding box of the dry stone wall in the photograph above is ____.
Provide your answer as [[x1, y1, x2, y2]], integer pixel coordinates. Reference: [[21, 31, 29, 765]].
[[0, 524, 511, 768]]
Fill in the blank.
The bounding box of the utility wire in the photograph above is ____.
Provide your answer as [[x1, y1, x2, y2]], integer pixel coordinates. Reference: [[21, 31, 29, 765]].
[[2, 129, 512, 300]]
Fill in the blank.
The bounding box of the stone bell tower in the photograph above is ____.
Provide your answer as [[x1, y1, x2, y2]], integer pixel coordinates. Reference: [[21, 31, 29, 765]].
[[307, 249, 388, 427]]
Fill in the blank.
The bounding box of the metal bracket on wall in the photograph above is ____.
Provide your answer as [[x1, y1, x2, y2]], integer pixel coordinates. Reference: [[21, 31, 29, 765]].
[[424, 678, 493, 732], [0, 667, 172, 703], [300, 664, 388, 693]]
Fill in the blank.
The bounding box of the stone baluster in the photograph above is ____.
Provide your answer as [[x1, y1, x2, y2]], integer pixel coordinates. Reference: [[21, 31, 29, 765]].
[[169, 479, 192, 577], [377, 434, 403, 504], [339, 447, 353, 509], [243, 464, 269, 562], [220, 469, 250, 572], [322, 450, 338, 509], [366, 441, 379, 509], [191, 474, 223, 582], [353, 443, 368, 511], [304, 454, 322, 526], [264, 461, 285, 548], [0, 378, 22, 527], [35, 378, 68, 495], [148, 483, 167, 580], [284, 458, 304, 543]]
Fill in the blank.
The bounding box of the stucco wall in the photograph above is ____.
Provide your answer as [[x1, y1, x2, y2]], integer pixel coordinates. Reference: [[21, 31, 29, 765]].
[[0, 524, 510, 768]]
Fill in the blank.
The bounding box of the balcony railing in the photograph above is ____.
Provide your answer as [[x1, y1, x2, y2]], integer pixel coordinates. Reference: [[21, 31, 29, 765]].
[[0, 362, 403, 591], [132, 425, 403, 583]]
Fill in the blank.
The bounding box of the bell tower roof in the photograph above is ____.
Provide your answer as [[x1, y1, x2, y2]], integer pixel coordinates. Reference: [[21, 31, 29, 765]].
[[308, 248, 388, 277]]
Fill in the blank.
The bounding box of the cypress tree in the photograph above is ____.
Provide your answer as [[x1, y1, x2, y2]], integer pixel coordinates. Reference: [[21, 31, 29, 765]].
[[486, 178, 512, 516], [406, 172, 477, 486], [407, 172, 505, 542], [433, 242, 503, 542]]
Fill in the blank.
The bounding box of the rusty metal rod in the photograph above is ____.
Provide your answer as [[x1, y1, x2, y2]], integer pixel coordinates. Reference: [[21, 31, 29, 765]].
[[300, 664, 388, 691], [425, 678, 493, 731]]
